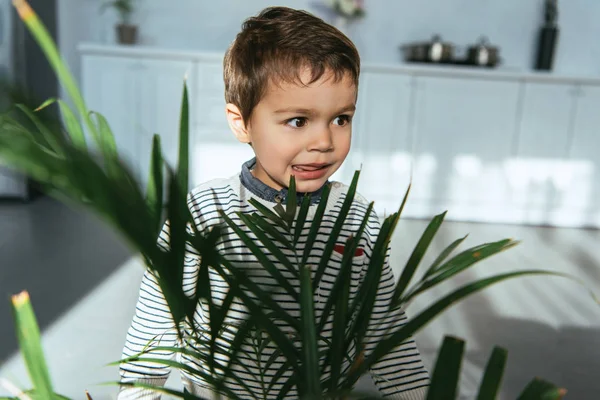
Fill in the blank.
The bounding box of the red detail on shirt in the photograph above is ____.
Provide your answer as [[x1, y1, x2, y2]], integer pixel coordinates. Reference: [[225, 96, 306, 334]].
[[334, 244, 365, 257]]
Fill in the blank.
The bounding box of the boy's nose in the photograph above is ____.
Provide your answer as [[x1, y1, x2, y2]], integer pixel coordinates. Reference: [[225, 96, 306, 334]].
[[308, 127, 334, 152]]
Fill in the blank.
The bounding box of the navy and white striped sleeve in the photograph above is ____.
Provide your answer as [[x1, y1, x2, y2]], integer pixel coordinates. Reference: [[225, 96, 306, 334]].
[[117, 220, 200, 399]]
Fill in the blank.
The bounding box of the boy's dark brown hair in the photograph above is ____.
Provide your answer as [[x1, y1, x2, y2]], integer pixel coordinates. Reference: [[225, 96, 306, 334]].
[[223, 6, 360, 125]]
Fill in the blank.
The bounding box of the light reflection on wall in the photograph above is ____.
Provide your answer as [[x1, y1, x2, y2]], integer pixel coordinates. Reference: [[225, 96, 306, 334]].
[[192, 141, 254, 186], [343, 152, 597, 227], [348, 151, 436, 200], [503, 158, 594, 207]]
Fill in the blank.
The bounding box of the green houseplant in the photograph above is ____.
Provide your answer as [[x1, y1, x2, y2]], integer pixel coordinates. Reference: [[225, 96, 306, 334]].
[[2, 1, 595, 398], [101, 0, 138, 45]]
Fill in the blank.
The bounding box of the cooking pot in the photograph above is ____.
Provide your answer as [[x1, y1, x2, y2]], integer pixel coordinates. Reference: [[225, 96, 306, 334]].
[[401, 35, 455, 63], [466, 36, 501, 67]]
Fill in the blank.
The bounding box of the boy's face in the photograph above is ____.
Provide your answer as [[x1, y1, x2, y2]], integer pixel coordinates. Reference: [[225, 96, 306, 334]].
[[227, 68, 357, 194]]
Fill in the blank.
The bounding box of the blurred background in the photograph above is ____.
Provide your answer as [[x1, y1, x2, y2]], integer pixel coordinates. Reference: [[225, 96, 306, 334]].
[[2, 0, 600, 398]]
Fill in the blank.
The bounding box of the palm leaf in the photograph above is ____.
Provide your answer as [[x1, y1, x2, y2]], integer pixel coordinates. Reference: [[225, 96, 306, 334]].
[[247, 212, 294, 250], [177, 81, 190, 195], [223, 212, 299, 299], [248, 198, 287, 227], [401, 239, 519, 305], [345, 212, 399, 358], [115, 337, 256, 397], [89, 111, 121, 178], [293, 194, 311, 246], [517, 378, 566, 400], [300, 183, 331, 266], [317, 202, 373, 334], [146, 134, 164, 233], [327, 235, 356, 392], [422, 234, 469, 280], [299, 264, 321, 398], [426, 336, 464, 400], [13, 0, 98, 144], [215, 321, 264, 394], [214, 258, 301, 371], [1, 111, 160, 259], [156, 168, 191, 326], [284, 175, 297, 229], [14, 104, 65, 156], [117, 357, 244, 399], [313, 171, 360, 288], [476, 346, 508, 400], [183, 225, 264, 391], [392, 211, 447, 307], [55, 99, 87, 149], [215, 255, 301, 332], [10, 292, 54, 400], [0, 129, 77, 196]]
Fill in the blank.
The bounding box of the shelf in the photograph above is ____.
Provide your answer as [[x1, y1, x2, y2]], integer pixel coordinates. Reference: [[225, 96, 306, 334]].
[[78, 42, 600, 86]]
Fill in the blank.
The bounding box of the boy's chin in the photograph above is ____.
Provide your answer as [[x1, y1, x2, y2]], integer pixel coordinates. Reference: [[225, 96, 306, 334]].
[[294, 179, 329, 194]]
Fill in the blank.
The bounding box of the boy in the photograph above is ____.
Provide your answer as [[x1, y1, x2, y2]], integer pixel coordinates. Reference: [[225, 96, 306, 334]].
[[119, 6, 429, 399]]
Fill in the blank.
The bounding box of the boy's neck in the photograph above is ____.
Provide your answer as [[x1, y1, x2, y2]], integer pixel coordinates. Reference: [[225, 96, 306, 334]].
[[240, 157, 328, 205]]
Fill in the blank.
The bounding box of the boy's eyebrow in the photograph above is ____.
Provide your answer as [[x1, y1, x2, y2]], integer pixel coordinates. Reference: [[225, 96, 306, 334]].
[[273, 104, 356, 115], [274, 107, 316, 115], [336, 104, 357, 113]]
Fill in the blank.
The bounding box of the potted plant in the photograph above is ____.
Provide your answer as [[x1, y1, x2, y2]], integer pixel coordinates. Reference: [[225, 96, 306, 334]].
[[324, 0, 365, 33], [101, 0, 138, 45]]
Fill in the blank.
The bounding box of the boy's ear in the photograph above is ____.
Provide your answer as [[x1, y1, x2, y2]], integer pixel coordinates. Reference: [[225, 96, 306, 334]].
[[225, 103, 251, 144]]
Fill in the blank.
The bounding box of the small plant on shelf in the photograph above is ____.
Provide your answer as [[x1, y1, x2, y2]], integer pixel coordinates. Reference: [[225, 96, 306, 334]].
[[100, 0, 139, 45]]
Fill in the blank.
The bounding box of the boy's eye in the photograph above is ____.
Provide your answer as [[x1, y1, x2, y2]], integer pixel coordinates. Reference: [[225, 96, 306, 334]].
[[286, 117, 308, 128], [333, 115, 352, 126]]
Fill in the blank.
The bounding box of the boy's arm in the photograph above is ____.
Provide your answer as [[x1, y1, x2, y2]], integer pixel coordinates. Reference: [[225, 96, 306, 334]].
[[362, 212, 430, 400], [117, 269, 179, 399], [118, 221, 200, 399]]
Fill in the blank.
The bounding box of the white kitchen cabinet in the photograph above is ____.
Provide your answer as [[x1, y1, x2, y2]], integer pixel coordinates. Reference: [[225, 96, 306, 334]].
[[511, 82, 577, 213], [82, 55, 139, 177], [348, 72, 414, 203], [136, 59, 195, 187], [82, 54, 194, 189], [410, 76, 520, 216], [516, 82, 575, 159], [560, 85, 600, 226], [194, 63, 228, 133]]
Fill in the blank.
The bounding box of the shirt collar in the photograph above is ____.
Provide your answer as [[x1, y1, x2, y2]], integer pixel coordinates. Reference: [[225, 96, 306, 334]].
[[240, 157, 327, 205]]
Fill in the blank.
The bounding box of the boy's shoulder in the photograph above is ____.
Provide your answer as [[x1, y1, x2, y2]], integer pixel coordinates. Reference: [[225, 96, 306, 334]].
[[186, 175, 241, 210], [188, 176, 237, 197], [328, 180, 370, 207], [327, 180, 380, 222], [327, 180, 382, 234]]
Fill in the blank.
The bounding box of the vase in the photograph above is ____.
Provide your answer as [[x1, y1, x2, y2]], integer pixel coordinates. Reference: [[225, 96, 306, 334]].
[[117, 24, 138, 45], [535, 26, 559, 71]]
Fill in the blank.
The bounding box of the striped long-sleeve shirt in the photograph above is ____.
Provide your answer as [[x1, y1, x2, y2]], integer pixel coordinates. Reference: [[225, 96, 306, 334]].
[[118, 168, 430, 399]]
